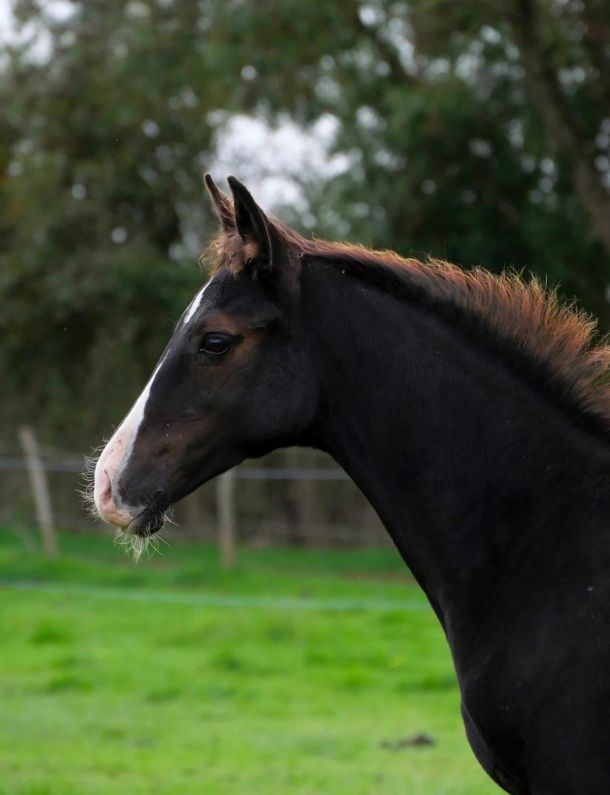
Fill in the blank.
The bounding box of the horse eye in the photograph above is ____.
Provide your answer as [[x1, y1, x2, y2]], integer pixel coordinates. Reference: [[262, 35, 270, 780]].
[[200, 333, 233, 357]]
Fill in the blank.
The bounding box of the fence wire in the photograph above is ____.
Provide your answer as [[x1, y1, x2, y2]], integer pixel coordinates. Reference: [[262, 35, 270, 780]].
[[1, 447, 387, 548]]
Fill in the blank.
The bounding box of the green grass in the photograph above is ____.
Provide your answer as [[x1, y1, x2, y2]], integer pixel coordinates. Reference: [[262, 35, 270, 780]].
[[0, 529, 497, 794]]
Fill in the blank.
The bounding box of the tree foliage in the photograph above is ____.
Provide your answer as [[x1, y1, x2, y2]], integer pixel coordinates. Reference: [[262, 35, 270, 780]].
[[1, 0, 609, 446]]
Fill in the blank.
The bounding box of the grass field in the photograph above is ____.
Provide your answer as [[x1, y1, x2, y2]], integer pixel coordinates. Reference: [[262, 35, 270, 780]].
[[0, 528, 497, 795]]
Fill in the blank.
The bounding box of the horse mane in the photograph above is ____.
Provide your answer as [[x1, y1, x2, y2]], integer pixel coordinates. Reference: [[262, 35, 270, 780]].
[[208, 225, 610, 428]]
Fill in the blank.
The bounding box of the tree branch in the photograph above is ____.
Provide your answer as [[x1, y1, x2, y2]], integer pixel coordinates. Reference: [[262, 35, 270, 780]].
[[354, 12, 417, 87], [510, 0, 610, 255], [577, 0, 610, 110]]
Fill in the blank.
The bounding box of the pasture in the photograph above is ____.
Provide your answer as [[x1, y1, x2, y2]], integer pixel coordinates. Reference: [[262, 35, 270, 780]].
[[0, 530, 495, 794]]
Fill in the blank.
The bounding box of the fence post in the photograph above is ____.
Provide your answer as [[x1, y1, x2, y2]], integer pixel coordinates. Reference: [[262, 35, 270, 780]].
[[217, 468, 236, 569], [18, 426, 58, 558]]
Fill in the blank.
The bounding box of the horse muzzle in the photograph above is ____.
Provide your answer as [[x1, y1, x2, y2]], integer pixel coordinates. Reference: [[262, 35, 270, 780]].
[[94, 459, 167, 536]]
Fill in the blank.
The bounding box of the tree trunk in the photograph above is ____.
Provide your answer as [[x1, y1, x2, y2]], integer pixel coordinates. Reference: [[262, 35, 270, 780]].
[[510, 0, 610, 255]]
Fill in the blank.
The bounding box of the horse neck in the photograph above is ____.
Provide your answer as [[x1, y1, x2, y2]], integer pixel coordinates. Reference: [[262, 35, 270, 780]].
[[303, 264, 610, 633]]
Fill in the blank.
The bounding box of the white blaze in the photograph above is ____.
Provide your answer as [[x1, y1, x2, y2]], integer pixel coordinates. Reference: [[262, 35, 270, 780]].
[[93, 354, 167, 517], [183, 278, 212, 326], [94, 277, 212, 524]]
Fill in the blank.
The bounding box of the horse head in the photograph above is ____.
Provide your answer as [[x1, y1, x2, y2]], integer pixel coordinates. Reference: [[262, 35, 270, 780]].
[[93, 176, 319, 539]]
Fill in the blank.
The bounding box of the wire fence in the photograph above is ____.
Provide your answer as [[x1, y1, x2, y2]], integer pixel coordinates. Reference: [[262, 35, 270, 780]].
[[0, 433, 388, 552], [0, 454, 350, 480]]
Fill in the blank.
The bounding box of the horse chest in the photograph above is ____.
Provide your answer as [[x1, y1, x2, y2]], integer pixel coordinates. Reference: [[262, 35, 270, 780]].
[[461, 694, 530, 794]]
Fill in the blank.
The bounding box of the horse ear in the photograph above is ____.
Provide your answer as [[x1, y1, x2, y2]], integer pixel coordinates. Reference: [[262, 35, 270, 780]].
[[227, 175, 274, 274], [204, 173, 235, 231]]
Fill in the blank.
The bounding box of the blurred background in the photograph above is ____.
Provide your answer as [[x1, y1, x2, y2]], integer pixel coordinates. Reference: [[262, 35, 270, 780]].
[[0, 1, 609, 793]]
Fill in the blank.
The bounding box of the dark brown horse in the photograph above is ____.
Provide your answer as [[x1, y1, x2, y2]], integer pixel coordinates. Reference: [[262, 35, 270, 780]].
[[94, 175, 610, 794]]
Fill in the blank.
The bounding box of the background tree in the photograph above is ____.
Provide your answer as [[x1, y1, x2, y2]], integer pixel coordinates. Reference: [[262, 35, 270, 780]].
[[207, 0, 609, 312], [1, 0, 608, 451]]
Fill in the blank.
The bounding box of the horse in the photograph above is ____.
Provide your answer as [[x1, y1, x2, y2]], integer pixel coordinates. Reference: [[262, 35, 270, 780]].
[[93, 174, 610, 794]]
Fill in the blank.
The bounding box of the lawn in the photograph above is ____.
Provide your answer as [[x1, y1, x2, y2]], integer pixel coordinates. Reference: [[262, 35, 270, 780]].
[[0, 528, 497, 795]]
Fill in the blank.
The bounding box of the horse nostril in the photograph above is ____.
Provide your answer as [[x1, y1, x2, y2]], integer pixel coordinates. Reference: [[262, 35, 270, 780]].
[[100, 469, 113, 505], [95, 469, 112, 505], [153, 488, 164, 503]]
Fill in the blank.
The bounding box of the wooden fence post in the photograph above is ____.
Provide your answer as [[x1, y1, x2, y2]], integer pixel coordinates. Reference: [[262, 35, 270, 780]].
[[217, 469, 236, 569], [18, 426, 58, 558]]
